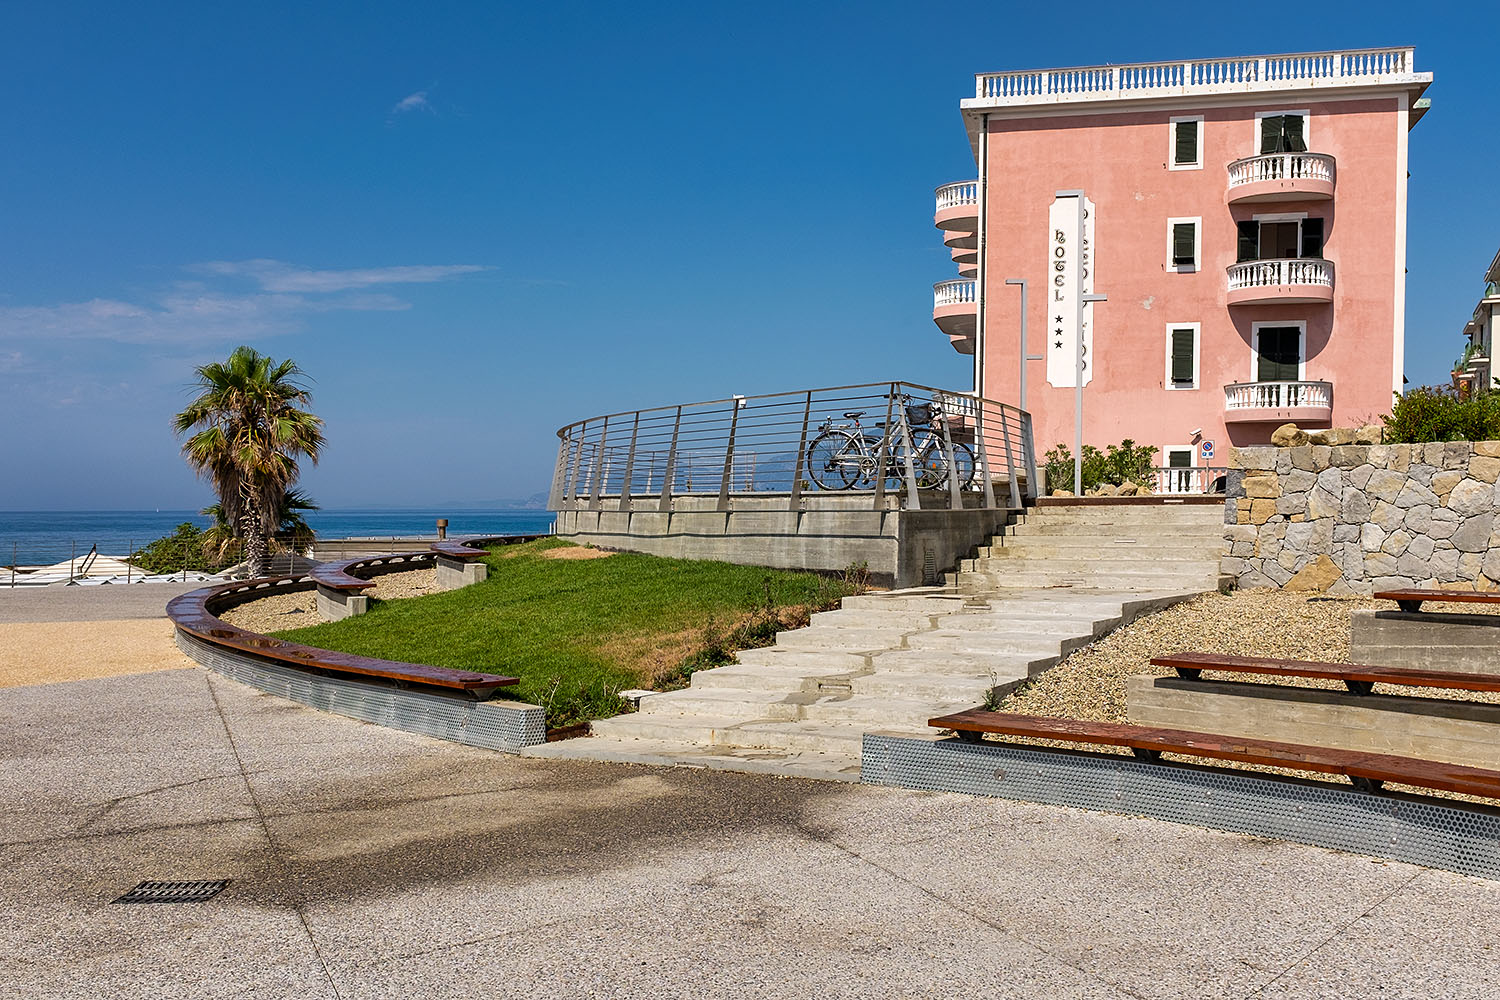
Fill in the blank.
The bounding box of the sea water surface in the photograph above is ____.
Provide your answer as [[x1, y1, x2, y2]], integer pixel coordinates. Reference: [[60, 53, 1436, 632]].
[[0, 509, 556, 565]]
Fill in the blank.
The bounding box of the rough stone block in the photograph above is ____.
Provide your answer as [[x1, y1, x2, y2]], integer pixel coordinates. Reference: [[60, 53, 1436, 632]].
[[1407, 535, 1436, 561], [1447, 478, 1494, 517], [1284, 554, 1342, 592], [1406, 463, 1436, 487], [1365, 468, 1407, 503], [1337, 488, 1370, 525], [1473, 440, 1500, 458], [1276, 493, 1308, 516], [1275, 449, 1293, 474], [1469, 456, 1500, 484], [1431, 470, 1465, 499], [1328, 445, 1369, 468], [1225, 524, 1257, 543], [1271, 423, 1309, 447], [1282, 469, 1317, 494], [1219, 556, 1247, 577], [1387, 446, 1412, 473], [1424, 442, 1446, 467], [1427, 507, 1461, 540], [1394, 481, 1442, 510], [1445, 441, 1472, 469], [1307, 487, 1340, 521], [1332, 523, 1358, 543], [1431, 546, 1460, 582], [1355, 425, 1383, 445], [1459, 551, 1484, 580], [1380, 528, 1413, 557], [1289, 448, 1318, 472], [1363, 551, 1399, 576], [1242, 475, 1280, 499], [1236, 447, 1277, 472], [1452, 514, 1493, 553], [1348, 464, 1375, 491], [1484, 548, 1500, 583], [1360, 522, 1386, 552], [1249, 499, 1277, 524], [1370, 500, 1404, 532]]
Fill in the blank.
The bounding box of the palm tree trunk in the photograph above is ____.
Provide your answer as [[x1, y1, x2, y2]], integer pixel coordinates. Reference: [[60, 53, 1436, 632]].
[[245, 526, 269, 579]]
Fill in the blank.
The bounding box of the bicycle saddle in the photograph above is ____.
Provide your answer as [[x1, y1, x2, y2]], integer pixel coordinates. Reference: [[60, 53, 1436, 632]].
[[843, 411, 865, 420]]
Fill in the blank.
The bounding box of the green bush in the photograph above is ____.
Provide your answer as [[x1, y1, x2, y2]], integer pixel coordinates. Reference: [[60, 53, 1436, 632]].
[[1381, 386, 1500, 444], [1043, 440, 1157, 493], [131, 523, 238, 574]]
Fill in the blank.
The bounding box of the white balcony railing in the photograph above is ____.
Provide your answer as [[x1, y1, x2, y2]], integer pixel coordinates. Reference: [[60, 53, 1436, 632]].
[[1224, 380, 1334, 412], [1227, 258, 1335, 293], [933, 279, 977, 308], [1152, 466, 1229, 495], [935, 180, 979, 213], [973, 47, 1420, 105], [1227, 151, 1335, 189]]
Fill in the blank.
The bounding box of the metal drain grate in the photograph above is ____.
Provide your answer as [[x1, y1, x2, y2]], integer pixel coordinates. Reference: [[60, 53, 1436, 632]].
[[114, 880, 230, 904]]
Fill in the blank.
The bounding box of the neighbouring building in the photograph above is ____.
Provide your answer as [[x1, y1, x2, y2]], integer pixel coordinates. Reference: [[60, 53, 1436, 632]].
[[1457, 247, 1500, 392], [932, 47, 1432, 485]]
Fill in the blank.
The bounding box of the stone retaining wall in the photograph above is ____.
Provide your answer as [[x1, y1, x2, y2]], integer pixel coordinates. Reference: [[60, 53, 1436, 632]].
[[1224, 441, 1500, 595]]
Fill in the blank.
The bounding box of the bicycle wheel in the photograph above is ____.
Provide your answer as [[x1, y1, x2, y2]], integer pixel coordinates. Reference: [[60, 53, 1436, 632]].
[[806, 431, 863, 490], [950, 442, 976, 489]]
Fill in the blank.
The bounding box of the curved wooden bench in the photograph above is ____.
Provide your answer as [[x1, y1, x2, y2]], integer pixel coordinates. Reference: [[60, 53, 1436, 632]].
[[1374, 588, 1500, 613], [1151, 652, 1500, 698], [930, 709, 1500, 799], [166, 576, 517, 697], [429, 533, 552, 590]]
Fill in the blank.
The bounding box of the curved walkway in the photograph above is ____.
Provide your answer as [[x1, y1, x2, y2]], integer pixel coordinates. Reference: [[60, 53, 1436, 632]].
[[0, 666, 1492, 998]]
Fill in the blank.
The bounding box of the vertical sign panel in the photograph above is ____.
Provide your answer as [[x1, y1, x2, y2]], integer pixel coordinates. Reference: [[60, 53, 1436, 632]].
[[1045, 195, 1097, 388]]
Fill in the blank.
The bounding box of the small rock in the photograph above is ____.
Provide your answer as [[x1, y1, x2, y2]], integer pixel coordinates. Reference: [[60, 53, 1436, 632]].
[[1271, 423, 1309, 447], [1285, 554, 1342, 592], [1354, 425, 1383, 445]]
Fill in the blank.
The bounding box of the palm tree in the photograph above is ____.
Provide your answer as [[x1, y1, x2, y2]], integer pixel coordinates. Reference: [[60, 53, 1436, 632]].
[[199, 489, 318, 570], [174, 346, 325, 578]]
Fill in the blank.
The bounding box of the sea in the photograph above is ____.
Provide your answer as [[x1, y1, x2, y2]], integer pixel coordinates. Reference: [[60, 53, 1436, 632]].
[[0, 509, 556, 566]]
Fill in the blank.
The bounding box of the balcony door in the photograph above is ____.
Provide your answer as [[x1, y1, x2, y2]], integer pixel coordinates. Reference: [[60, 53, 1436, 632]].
[[1256, 327, 1302, 382]]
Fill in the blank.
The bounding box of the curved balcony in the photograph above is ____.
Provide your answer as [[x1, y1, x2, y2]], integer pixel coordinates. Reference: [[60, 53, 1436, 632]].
[[1223, 380, 1333, 424], [951, 245, 977, 279], [1226, 152, 1335, 204], [942, 226, 977, 250], [933, 279, 976, 353], [934, 180, 978, 232], [1226, 258, 1335, 306]]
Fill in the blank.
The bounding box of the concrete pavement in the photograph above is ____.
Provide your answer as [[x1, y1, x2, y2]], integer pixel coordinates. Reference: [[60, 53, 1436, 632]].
[[2, 666, 1496, 998]]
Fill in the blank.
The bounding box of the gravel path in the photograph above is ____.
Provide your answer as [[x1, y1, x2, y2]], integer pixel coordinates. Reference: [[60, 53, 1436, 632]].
[[218, 567, 435, 633]]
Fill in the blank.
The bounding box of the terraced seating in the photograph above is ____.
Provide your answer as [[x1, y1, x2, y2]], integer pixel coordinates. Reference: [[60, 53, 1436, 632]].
[[929, 709, 1500, 798], [1374, 588, 1500, 613], [1151, 652, 1500, 698]]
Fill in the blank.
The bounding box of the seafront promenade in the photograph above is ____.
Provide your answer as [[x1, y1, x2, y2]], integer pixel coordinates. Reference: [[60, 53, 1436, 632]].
[[0, 583, 1493, 997]]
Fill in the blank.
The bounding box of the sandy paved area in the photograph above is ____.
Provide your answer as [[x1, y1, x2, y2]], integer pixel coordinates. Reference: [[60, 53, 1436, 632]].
[[0, 619, 192, 688], [2, 667, 1496, 999]]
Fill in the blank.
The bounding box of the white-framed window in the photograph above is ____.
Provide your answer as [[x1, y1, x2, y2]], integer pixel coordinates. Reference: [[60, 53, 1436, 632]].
[[1250, 321, 1307, 382], [1166, 217, 1201, 273], [1161, 446, 1197, 494], [1165, 323, 1200, 389], [1254, 109, 1310, 155], [1169, 115, 1204, 170], [1236, 211, 1324, 262]]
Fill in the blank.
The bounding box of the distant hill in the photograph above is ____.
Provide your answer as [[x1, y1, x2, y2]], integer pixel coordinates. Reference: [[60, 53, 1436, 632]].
[[441, 492, 550, 510]]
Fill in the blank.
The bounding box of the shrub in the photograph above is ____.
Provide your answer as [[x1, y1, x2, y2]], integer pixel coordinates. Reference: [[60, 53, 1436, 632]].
[[131, 523, 238, 574], [1043, 440, 1157, 493], [1381, 386, 1500, 444]]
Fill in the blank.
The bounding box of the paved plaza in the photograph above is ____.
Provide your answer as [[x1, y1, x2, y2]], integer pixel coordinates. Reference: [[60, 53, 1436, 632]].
[[1, 651, 1497, 998]]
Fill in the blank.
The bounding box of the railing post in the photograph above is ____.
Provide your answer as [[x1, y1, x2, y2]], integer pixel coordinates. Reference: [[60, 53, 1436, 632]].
[[873, 385, 897, 509], [618, 412, 639, 512], [789, 391, 812, 511], [566, 422, 587, 509], [973, 402, 996, 509], [548, 435, 571, 510], [938, 399, 963, 510], [1021, 410, 1039, 502], [717, 399, 740, 512], [998, 410, 1022, 509], [896, 391, 922, 510], [659, 407, 682, 513], [589, 417, 609, 511]]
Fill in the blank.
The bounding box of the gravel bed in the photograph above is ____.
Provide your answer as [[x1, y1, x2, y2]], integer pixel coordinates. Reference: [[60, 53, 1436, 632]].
[[217, 568, 435, 634]]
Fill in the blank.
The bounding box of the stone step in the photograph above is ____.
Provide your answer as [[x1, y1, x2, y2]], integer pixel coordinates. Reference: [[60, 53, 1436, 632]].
[[588, 712, 760, 745], [636, 688, 808, 721], [906, 630, 1084, 656], [520, 737, 862, 783], [838, 593, 974, 613], [868, 648, 1054, 677], [1003, 520, 1225, 535], [960, 570, 1224, 591], [775, 627, 915, 652], [689, 663, 855, 693], [964, 556, 1223, 575], [809, 608, 943, 630], [731, 647, 869, 670], [932, 613, 1116, 636], [849, 671, 1008, 702], [799, 694, 978, 726], [978, 545, 1223, 562], [1022, 505, 1225, 519]]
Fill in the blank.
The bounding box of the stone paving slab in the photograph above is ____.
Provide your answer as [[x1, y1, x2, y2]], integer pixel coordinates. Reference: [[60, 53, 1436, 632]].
[[2, 667, 1497, 998]]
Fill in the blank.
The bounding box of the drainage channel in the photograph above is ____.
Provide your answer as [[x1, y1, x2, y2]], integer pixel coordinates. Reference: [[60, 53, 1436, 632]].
[[114, 880, 231, 904]]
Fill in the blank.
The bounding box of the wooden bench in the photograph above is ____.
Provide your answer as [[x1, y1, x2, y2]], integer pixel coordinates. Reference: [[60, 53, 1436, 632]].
[[167, 580, 519, 698], [1374, 588, 1500, 613], [1150, 652, 1500, 698], [929, 708, 1500, 798]]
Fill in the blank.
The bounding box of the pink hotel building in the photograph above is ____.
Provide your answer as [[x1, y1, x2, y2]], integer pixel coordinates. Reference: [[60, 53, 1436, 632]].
[[931, 47, 1432, 476]]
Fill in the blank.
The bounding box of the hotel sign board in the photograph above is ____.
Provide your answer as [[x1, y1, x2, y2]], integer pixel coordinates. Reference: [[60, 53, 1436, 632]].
[[1046, 194, 1096, 388]]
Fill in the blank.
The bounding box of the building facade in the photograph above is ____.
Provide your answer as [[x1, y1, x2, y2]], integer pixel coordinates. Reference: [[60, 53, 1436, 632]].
[[932, 48, 1432, 480], [1457, 247, 1500, 392]]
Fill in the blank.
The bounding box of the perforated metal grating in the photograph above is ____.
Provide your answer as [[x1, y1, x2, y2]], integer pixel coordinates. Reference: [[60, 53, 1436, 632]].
[[862, 733, 1500, 881], [114, 880, 230, 904], [177, 630, 547, 752]]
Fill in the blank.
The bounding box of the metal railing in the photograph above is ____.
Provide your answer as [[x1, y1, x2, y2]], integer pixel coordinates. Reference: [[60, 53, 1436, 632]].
[[1227, 151, 1335, 189], [974, 47, 1420, 103], [1152, 466, 1229, 495], [1227, 258, 1335, 293], [1225, 380, 1334, 412], [550, 382, 1036, 513]]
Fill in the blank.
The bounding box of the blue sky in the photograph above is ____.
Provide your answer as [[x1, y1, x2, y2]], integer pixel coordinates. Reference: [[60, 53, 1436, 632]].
[[2, 3, 1493, 510]]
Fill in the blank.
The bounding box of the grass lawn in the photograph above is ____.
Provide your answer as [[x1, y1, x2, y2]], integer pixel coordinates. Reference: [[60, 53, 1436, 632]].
[[273, 538, 861, 729]]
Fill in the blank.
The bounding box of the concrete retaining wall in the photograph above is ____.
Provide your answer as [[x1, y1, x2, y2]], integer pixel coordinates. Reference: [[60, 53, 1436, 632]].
[[1350, 608, 1500, 673], [1223, 440, 1500, 595], [554, 496, 1013, 588]]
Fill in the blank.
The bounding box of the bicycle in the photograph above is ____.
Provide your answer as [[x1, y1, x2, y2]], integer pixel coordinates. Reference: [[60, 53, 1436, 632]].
[[805, 397, 976, 492]]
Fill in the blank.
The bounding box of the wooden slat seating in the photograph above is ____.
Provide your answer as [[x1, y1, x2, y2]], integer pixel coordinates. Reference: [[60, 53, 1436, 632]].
[[1150, 652, 1500, 698], [929, 708, 1500, 799], [309, 559, 381, 593], [167, 577, 519, 697], [1373, 588, 1500, 613], [432, 538, 489, 561]]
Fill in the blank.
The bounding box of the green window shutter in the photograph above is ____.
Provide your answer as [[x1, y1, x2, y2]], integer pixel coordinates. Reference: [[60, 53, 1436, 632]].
[[1171, 329, 1195, 384], [1174, 120, 1198, 165], [1237, 221, 1259, 262], [1167, 450, 1192, 469], [1301, 217, 1324, 259], [1172, 223, 1196, 268], [1283, 114, 1307, 152], [1260, 115, 1282, 154], [1257, 327, 1301, 382]]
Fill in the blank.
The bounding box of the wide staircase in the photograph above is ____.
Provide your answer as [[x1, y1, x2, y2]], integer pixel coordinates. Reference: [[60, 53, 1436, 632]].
[[525, 501, 1228, 781]]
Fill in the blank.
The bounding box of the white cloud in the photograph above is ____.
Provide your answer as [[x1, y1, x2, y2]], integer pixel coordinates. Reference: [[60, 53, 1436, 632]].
[[391, 90, 432, 115], [196, 259, 488, 293]]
